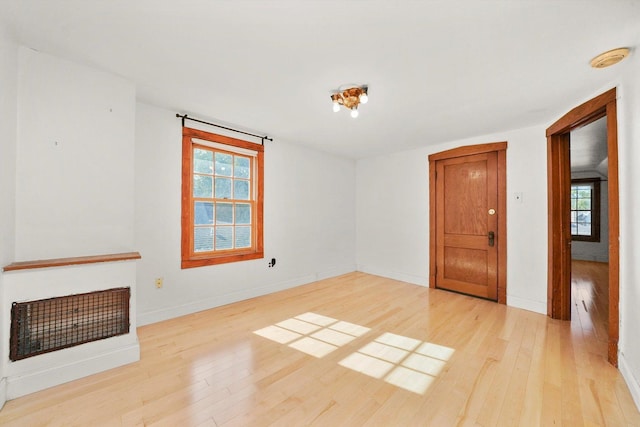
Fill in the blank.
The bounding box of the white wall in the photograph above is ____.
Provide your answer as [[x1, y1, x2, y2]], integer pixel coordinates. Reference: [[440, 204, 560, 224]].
[[1, 48, 140, 399], [355, 148, 430, 286], [15, 48, 136, 260], [0, 27, 19, 410], [617, 50, 640, 409], [134, 103, 356, 325], [356, 125, 549, 314]]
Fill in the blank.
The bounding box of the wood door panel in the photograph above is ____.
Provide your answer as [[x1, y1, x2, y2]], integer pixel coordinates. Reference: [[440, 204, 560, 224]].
[[438, 279, 492, 299], [443, 247, 488, 285], [443, 234, 487, 250], [434, 151, 499, 301], [443, 160, 488, 235]]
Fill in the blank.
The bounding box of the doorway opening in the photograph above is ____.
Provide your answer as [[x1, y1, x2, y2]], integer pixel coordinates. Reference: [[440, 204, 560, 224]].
[[546, 88, 619, 366], [570, 117, 610, 356]]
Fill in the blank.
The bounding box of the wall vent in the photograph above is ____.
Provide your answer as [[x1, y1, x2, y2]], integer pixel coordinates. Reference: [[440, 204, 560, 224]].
[[10, 288, 130, 361]]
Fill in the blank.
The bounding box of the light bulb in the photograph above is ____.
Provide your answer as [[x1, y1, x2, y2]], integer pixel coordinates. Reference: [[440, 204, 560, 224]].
[[332, 102, 340, 113], [351, 108, 359, 118], [359, 93, 368, 104]]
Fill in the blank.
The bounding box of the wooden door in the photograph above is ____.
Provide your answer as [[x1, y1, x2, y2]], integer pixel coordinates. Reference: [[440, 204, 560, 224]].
[[434, 151, 499, 300]]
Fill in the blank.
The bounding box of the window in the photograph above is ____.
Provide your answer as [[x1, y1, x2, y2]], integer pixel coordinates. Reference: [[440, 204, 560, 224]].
[[570, 178, 600, 242], [181, 127, 263, 268]]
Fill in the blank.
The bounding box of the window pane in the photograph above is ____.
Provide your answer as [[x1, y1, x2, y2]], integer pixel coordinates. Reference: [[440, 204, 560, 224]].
[[570, 199, 577, 210], [215, 153, 233, 176], [571, 223, 578, 235], [194, 149, 213, 174], [571, 211, 577, 222], [577, 199, 591, 210], [235, 226, 251, 248], [183, 128, 264, 267], [571, 188, 577, 198], [215, 178, 232, 199], [234, 180, 250, 200], [236, 204, 251, 224], [215, 226, 233, 249], [194, 202, 214, 225], [577, 189, 591, 198], [194, 227, 214, 252], [578, 212, 591, 224], [577, 222, 591, 235], [216, 203, 233, 225], [193, 175, 213, 198], [234, 156, 250, 179]]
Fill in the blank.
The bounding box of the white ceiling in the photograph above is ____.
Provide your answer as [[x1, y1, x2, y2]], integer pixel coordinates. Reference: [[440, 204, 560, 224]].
[[571, 116, 608, 178], [1, 0, 639, 159]]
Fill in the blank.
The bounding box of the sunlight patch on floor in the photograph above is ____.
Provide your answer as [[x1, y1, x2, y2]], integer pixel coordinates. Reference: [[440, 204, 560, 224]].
[[253, 325, 302, 344], [253, 312, 371, 358], [254, 315, 454, 394], [339, 333, 455, 395]]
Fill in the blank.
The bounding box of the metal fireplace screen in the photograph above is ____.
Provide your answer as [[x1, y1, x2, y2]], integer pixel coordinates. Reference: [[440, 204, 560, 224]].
[[10, 287, 130, 361]]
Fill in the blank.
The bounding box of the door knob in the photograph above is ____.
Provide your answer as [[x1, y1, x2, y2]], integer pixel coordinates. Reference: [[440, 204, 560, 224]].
[[488, 231, 495, 247]]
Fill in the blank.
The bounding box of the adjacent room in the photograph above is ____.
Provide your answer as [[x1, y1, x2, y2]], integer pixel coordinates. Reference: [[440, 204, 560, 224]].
[[1, 1, 639, 425]]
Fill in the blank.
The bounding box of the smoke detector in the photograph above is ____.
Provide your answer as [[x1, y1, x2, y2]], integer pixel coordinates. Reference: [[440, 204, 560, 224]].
[[590, 48, 630, 69]]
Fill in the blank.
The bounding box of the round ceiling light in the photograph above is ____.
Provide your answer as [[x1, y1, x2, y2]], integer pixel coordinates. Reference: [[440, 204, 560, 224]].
[[590, 47, 630, 69]]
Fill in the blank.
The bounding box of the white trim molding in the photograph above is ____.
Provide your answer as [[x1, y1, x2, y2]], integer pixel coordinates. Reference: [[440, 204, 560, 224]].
[[6, 343, 139, 400], [619, 352, 640, 411]]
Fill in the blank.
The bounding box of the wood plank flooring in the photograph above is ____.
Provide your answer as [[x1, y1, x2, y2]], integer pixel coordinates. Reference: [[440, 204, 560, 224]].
[[1, 269, 638, 426]]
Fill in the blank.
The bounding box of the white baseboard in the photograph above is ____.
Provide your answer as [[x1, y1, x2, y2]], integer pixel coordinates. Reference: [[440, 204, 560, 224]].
[[356, 265, 428, 287], [137, 265, 356, 326], [137, 275, 313, 326], [6, 343, 140, 400], [506, 295, 547, 315], [619, 352, 640, 411], [357, 266, 547, 314], [0, 377, 6, 410], [316, 264, 356, 281]]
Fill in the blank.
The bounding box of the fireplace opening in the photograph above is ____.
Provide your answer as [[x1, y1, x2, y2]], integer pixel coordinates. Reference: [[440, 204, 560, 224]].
[[10, 287, 130, 361]]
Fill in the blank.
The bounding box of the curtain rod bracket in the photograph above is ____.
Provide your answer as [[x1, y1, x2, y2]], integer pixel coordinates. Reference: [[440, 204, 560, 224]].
[[176, 113, 272, 145]]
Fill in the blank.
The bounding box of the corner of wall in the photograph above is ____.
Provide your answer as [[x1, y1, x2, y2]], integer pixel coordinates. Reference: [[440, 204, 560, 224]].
[[6, 341, 139, 400], [356, 264, 428, 287], [619, 351, 640, 411], [0, 27, 19, 413], [506, 294, 547, 315], [0, 377, 6, 410]]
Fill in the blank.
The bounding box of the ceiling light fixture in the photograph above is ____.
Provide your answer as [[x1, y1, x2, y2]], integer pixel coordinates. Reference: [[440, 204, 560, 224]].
[[590, 47, 630, 69], [331, 84, 368, 118]]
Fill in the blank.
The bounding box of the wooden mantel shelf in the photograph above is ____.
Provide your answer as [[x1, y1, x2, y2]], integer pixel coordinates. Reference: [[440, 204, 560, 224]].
[[2, 252, 142, 272]]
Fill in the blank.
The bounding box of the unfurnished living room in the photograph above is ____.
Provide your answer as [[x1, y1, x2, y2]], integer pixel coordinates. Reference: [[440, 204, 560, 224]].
[[1, 1, 640, 426]]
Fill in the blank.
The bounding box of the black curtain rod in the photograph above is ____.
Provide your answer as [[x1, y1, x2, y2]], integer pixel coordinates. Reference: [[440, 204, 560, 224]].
[[176, 114, 273, 145]]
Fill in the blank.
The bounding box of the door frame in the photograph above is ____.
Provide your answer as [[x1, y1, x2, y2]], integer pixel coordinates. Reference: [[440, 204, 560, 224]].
[[429, 142, 508, 304], [546, 88, 619, 366]]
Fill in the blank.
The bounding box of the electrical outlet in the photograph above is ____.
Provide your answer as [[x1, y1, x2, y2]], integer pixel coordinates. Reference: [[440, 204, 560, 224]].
[[155, 278, 163, 288]]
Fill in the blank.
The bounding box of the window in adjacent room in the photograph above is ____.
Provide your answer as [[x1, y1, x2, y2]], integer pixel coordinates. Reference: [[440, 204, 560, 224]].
[[181, 127, 264, 268], [570, 178, 600, 242]]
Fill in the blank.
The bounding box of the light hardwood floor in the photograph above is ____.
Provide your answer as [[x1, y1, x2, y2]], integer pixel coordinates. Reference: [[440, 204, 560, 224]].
[[1, 269, 638, 426]]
